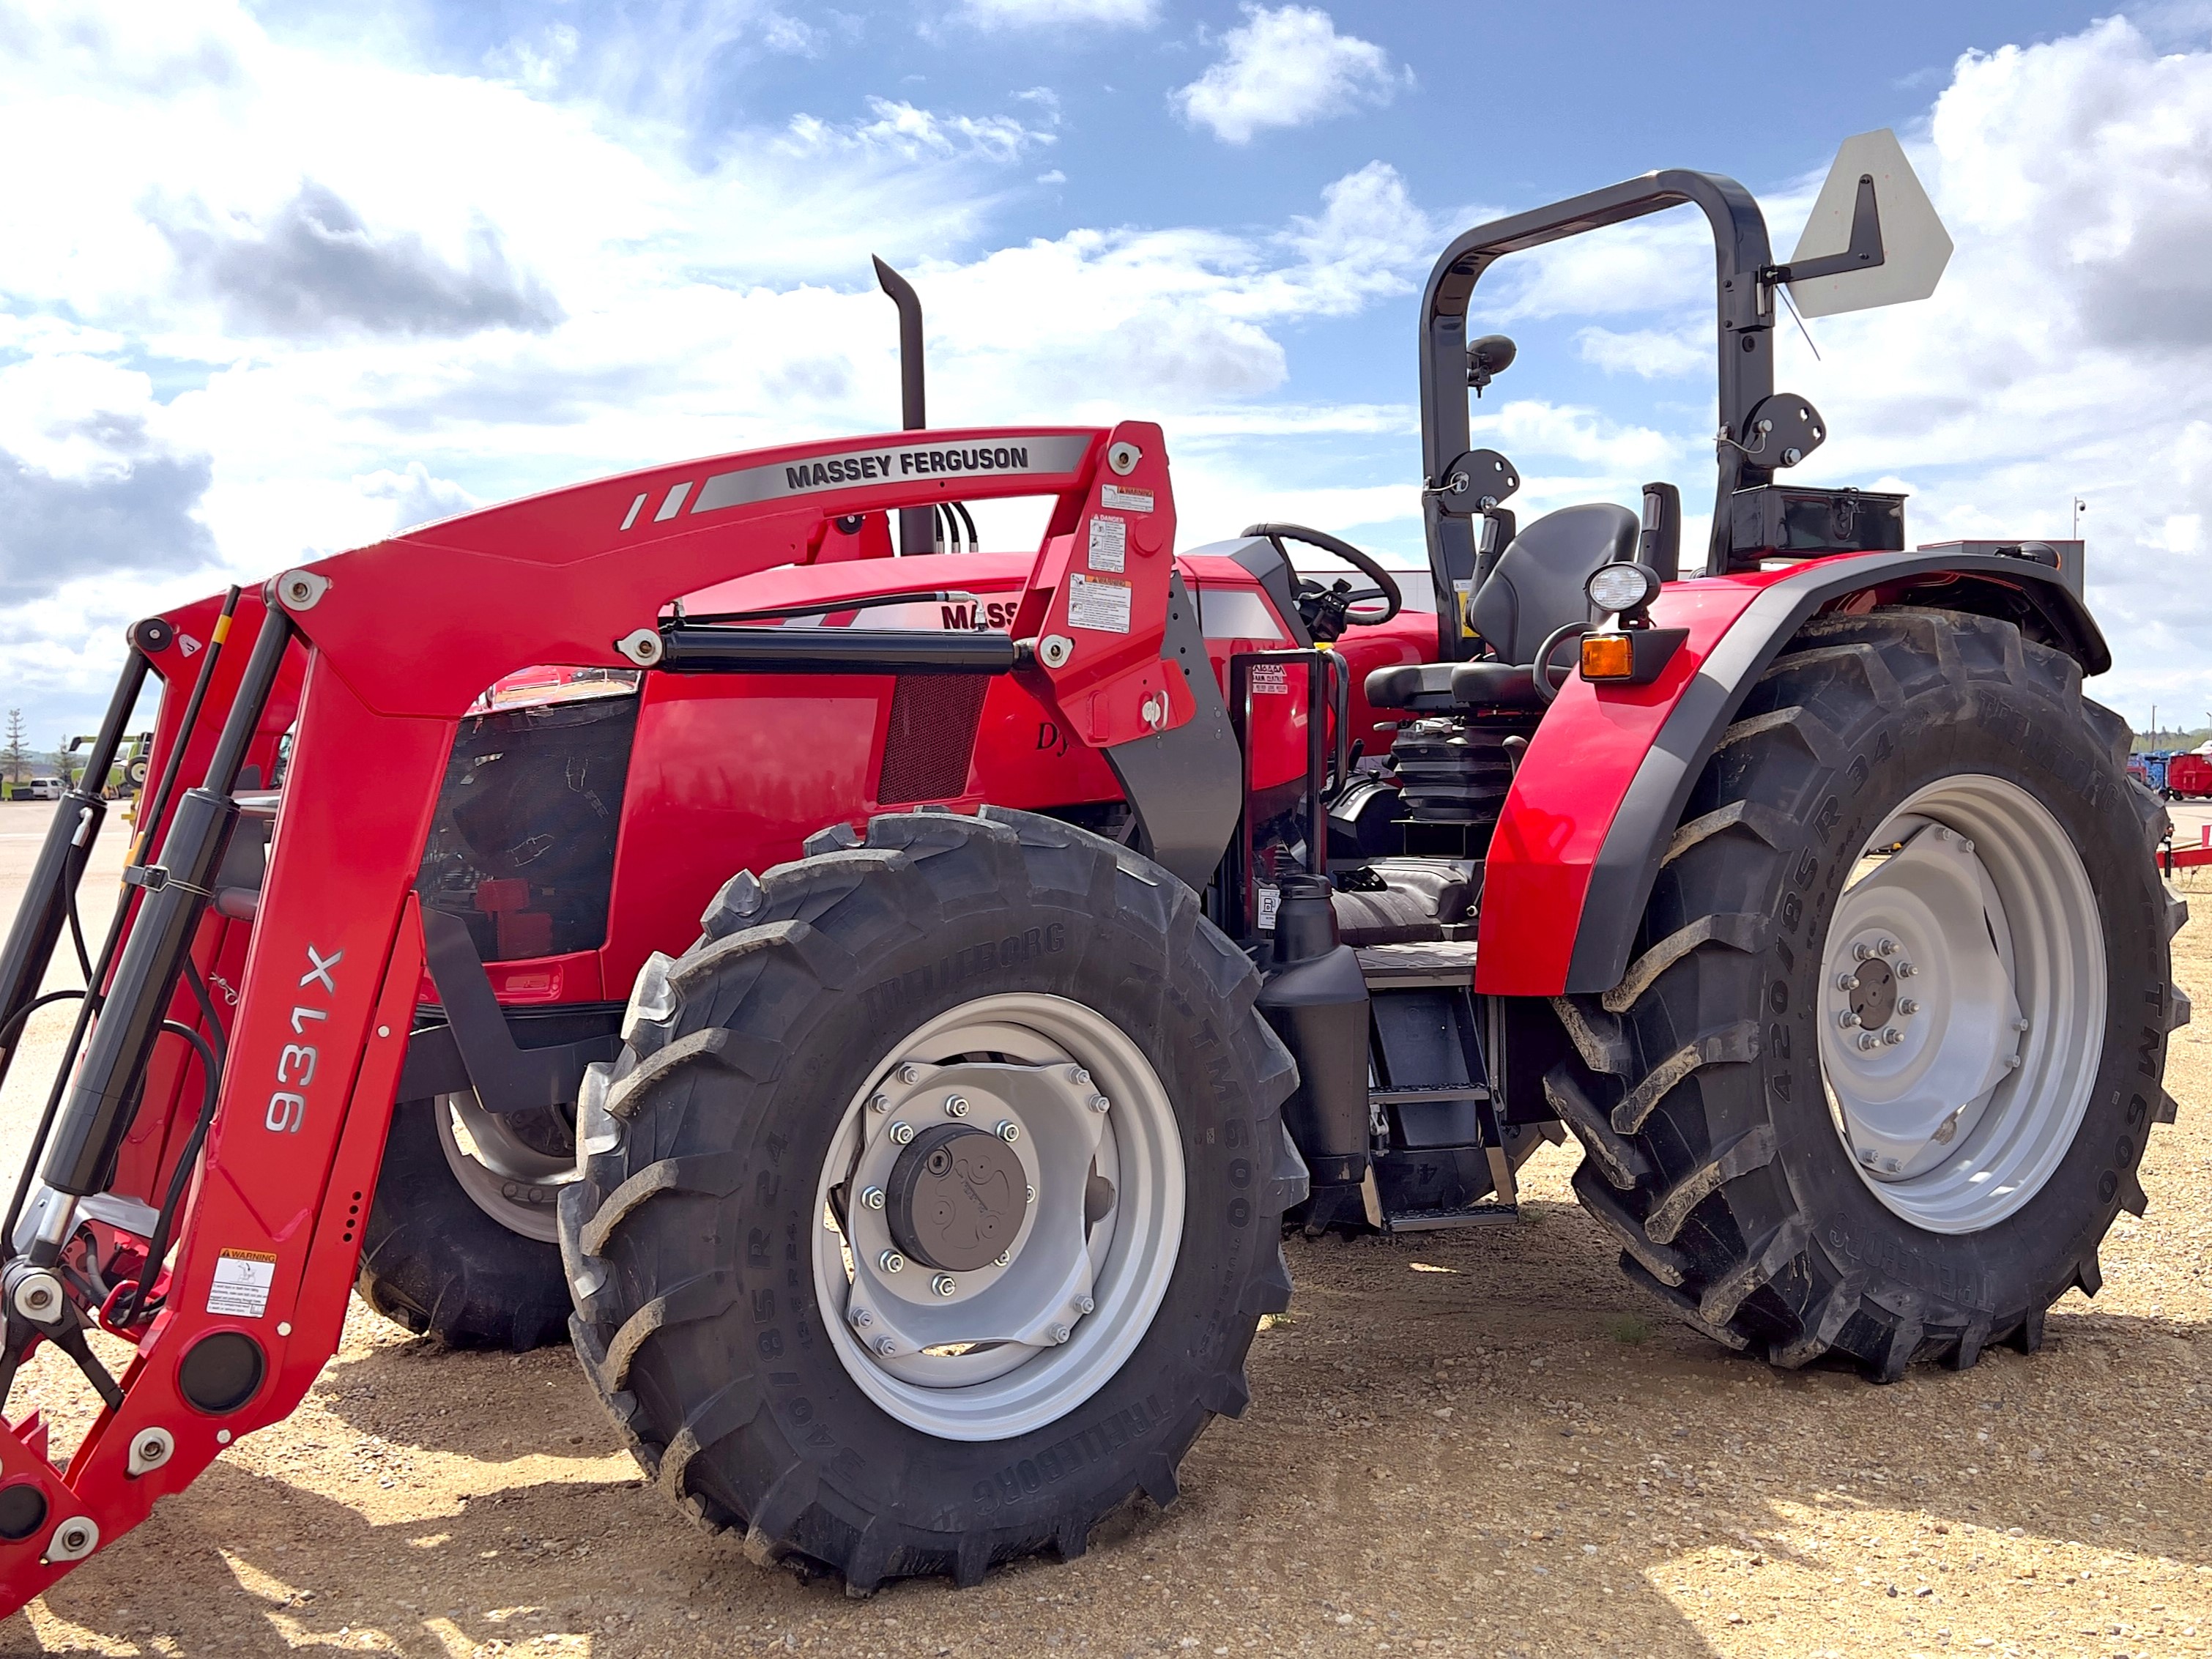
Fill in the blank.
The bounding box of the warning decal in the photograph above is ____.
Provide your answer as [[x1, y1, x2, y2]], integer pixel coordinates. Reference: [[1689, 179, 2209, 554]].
[[1066, 573, 1132, 634], [208, 1248, 278, 1318], [1086, 514, 1128, 573], [1101, 484, 1154, 513]]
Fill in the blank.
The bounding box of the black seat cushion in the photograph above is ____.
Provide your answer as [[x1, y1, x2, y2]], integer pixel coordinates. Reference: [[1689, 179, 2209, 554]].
[[1363, 658, 1545, 709], [1446, 661, 1544, 707], [1466, 502, 1638, 664], [1363, 661, 1458, 707]]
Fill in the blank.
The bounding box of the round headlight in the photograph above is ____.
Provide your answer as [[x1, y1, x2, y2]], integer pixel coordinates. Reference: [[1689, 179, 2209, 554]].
[[1587, 561, 1660, 615]]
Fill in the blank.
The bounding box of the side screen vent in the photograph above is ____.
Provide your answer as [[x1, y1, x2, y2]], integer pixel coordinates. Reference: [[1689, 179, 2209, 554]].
[[876, 675, 989, 804]]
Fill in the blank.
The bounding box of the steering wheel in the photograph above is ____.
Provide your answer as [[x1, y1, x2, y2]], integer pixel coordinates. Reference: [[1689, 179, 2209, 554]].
[[1244, 522, 1403, 642]]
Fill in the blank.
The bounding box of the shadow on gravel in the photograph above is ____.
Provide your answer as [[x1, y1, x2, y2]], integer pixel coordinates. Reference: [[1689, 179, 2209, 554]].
[[6, 1184, 2202, 1657]]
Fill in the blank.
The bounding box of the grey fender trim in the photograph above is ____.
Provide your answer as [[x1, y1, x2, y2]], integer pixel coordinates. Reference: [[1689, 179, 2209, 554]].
[[1562, 552, 2107, 995]]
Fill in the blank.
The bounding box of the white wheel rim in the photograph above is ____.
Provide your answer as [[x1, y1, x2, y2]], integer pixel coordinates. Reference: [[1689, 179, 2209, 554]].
[[1818, 773, 2105, 1233], [434, 1091, 576, 1244], [812, 994, 1186, 1442]]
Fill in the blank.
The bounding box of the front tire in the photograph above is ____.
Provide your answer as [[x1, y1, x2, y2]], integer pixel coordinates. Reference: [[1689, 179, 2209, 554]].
[[1551, 607, 2188, 1378], [560, 807, 1302, 1587]]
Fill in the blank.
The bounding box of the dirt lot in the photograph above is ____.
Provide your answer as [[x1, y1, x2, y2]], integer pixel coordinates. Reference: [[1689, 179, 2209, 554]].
[[0, 798, 2207, 1657]]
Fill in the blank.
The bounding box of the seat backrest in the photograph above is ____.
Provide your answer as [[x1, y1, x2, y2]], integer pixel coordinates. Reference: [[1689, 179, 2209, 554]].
[[1466, 502, 1638, 664]]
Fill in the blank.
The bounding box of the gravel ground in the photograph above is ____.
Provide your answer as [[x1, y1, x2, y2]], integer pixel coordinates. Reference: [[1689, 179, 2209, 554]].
[[0, 801, 2205, 1657]]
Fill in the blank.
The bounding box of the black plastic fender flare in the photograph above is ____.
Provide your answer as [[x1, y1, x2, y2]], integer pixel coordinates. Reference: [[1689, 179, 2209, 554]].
[[1562, 550, 2109, 994]]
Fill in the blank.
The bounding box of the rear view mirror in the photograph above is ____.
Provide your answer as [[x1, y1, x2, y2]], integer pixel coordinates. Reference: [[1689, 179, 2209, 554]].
[[1784, 129, 1953, 319]]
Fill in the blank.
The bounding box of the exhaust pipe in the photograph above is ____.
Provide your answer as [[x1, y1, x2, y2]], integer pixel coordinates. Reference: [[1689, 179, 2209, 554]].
[[872, 256, 935, 557]]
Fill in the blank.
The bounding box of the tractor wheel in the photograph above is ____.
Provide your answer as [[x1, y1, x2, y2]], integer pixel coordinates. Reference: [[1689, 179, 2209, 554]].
[[1550, 606, 2187, 1378], [559, 807, 1302, 1589], [355, 1093, 575, 1350]]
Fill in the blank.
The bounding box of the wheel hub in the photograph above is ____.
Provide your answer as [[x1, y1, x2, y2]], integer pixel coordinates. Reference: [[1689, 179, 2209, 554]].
[[885, 1124, 1027, 1272]]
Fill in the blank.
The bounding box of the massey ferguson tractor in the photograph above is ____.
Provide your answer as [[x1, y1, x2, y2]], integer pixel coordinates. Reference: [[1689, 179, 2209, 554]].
[[0, 132, 2182, 1603]]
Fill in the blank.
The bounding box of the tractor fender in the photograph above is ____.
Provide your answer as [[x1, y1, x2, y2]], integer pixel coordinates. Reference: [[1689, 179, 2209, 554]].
[[1474, 550, 2107, 998]]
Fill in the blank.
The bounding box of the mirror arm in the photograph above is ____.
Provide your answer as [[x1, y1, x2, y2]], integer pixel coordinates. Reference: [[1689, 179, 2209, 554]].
[[1763, 174, 1886, 289]]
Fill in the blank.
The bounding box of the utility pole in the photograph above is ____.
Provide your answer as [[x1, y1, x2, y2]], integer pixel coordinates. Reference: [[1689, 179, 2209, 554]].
[[2072, 497, 2086, 539]]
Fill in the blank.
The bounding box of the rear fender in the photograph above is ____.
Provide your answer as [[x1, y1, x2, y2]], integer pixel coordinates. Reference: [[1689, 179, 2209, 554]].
[[1474, 551, 2107, 997]]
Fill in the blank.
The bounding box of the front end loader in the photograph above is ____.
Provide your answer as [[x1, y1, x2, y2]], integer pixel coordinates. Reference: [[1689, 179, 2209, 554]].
[[0, 130, 2180, 1604]]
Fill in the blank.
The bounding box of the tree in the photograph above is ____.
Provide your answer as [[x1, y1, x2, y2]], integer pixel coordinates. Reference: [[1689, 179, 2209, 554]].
[[54, 735, 78, 789], [1, 709, 25, 785]]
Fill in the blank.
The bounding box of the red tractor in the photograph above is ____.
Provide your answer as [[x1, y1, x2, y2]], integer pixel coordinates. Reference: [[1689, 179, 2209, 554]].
[[0, 136, 2182, 1603]]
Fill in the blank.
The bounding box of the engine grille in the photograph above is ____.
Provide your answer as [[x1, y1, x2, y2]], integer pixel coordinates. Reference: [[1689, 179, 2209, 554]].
[[876, 675, 990, 804]]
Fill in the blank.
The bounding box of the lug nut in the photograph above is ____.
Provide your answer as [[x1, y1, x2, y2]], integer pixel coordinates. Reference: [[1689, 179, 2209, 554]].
[[1899, 999, 1919, 1016], [874, 1336, 898, 1356], [1088, 1094, 1110, 1113], [1051, 1324, 1072, 1344], [1882, 1027, 1903, 1046], [861, 1186, 886, 1210], [1856, 1032, 1879, 1051], [897, 1064, 921, 1085], [1075, 1295, 1095, 1315], [2004, 1054, 2022, 1070], [996, 1120, 1020, 1143], [932, 1274, 958, 1298], [1959, 838, 1974, 855], [869, 1092, 891, 1113], [1025, 1184, 1036, 1204], [1857, 1148, 1877, 1165], [1836, 972, 1859, 992], [1838, 1010, 1861, 1029], [944, 1095, 970, 1118], [995, 1251, 1011, 1267], [2012, 1017, 2030, 1033], [878, 1250, 906, 1274], [1898, 962, 1918, 978], [850, 1308, 873, 1329], [1066, 1066, 1091, 1086], [889, 1121, 915, 1146], [1854, 942, 1874, 961]]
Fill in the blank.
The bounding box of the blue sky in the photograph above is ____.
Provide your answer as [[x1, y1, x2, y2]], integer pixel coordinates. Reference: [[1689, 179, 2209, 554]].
[[4, 0, 2212, 745]]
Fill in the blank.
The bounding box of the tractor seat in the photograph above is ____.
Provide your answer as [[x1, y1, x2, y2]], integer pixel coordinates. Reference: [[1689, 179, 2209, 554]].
[[1366, 502, 1638, 711]]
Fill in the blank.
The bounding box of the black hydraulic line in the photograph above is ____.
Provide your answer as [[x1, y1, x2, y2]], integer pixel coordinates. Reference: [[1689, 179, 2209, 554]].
[[132, 587, 240, 869], [659, 625, 1018, 675], [114, 1021, 221, 1327], [40, 608, 291, 1212], [0, 647, 149, 1096], [180, 957, 229, 1070]]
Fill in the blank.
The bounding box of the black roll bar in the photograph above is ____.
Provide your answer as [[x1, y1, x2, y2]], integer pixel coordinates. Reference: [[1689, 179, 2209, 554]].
[[1418, 170, 1777, 655]]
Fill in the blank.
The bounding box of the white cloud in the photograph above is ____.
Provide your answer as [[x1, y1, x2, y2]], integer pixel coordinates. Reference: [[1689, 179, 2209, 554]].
[[1576, 324, 1707, 379], [958, 0, 1160, 28], [1173, 5, 1409, 145]]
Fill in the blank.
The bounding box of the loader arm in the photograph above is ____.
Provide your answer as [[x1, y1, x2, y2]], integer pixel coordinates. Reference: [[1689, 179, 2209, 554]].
[[0, 419, 1222, 1611]]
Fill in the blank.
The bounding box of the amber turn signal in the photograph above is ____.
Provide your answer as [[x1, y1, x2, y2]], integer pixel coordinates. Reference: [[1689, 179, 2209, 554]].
[[1580, 634, 1636, 680]]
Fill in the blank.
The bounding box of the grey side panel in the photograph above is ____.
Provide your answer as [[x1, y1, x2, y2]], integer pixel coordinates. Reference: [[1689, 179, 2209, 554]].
[[1103, 574, 1242, 894], [1562, 553, 2107, 994]]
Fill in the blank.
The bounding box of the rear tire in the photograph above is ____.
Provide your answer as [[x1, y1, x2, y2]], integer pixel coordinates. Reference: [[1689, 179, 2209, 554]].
[[560, 807, 1302, 1587], [1551, 607, 2187, 1378]]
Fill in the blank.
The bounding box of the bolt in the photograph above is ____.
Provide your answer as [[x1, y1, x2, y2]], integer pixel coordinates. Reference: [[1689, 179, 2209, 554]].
[[1051, 1324, 1072, 1344], [1882, 1027, 1903, 1046], [2004, 1054, 2022, 1070], [1857, 1148, 1877, 1165], [1838, 1010, 1861, 1029], [1066, 1066, 1091, 1086], [1899, 999, 1920, 1016], [944, 1095, 970, 1118], [1878, 938, 1898, 957], [861, 1186, 886, 1210], [1856, 1032, 1879, 1050], [1075, 1295, 1095, 1315], [850, 1308, 873, 1329], [995, 1251, 1011, 1267], [1898, 962, 1918, 979], [1088, 1094, 1110, 1113], [996, 1120, 1020, 1143], [1854, 942, 1874, 961], [23, 1286, 51, 1313], [1025, 1184, 1036, 1204], [1836, 972, 1860, 992], [2012, 1017, 2030, 1033], [874, 1336, 898, 1356], [932, 1274, 958, 1298], [889, 1121, 915, 1146], [897, 1064, 921, 1085], [878, 1250, 906, 1274], [869, 1092, 891, 1113], [1959, 838, 1975, 855]]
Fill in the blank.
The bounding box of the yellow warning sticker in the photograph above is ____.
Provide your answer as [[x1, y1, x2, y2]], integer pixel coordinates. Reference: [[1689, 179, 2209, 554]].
[[207, 1248, 278, 1319]]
